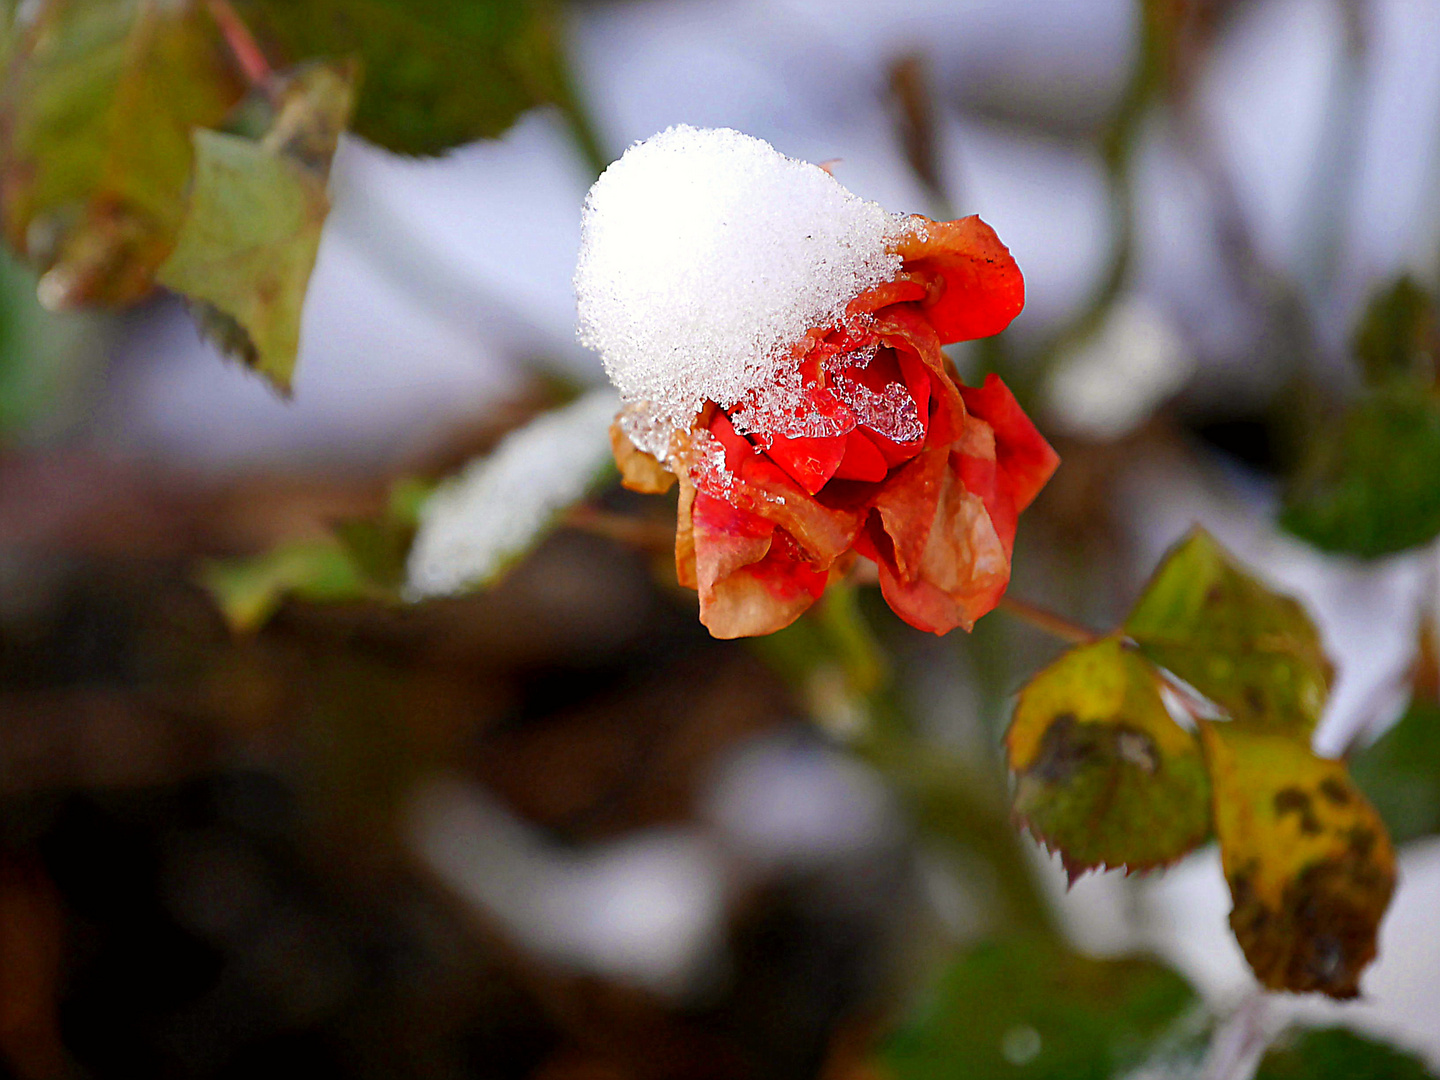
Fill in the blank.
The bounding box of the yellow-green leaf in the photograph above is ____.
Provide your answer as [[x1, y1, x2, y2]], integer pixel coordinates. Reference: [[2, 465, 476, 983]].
[[157, 61, 355, 392], [1006, 637, 1211, 881], [201, 539, 373, 633], [1125, 529, 1332, 737], [1201, 724, 1395, 998], [1, 0, 244, 306]]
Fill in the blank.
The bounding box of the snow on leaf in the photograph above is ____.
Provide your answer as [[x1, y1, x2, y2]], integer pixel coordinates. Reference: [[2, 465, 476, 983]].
[[405, 390, 620, 598], [1006, 636, 1212, 881]]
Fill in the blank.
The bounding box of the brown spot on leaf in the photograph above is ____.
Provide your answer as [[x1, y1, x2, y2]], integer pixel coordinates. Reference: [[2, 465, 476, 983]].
[[1029, 713, 1087, 783], [1319, 777, 1352, 805], [1245, 685, 1266, 716]]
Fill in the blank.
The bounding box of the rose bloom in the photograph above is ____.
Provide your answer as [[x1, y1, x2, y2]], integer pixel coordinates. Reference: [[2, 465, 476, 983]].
[[611, 216, 1058, 639]]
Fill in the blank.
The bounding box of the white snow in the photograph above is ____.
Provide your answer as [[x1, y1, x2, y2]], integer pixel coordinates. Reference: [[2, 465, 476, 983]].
[[405, 389, 620, 598], [574, 125, 907, 448]]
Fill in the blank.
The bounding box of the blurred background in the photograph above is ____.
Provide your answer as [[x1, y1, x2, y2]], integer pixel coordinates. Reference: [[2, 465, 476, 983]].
[[4, 0, 1440, 1077]]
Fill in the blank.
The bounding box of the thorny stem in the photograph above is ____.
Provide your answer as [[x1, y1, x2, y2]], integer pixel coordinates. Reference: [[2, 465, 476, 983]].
[[207, 0, 273, 90], [997, 595, 1098, 645]]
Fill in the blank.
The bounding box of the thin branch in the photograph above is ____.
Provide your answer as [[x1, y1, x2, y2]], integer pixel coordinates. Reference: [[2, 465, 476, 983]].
[[997, 595, 1098, 645], [564, 505, 674, 552], [207, 0, 273, 90]]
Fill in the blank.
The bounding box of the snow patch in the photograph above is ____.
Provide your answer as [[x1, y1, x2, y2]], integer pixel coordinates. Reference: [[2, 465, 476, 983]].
[[575, 125, 906, 450]]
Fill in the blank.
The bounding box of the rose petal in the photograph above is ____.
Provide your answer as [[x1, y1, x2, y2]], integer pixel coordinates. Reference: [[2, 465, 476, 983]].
[[959, 373, 1060, 513], [702, 412, 861, 566], [610, 421, 676, 494], [699, 530, 828, 638], [763, 431, 849, 494], [833, 429, 889, 482], [891, 216, 1025, 345], [873, 465, 1010, 634]]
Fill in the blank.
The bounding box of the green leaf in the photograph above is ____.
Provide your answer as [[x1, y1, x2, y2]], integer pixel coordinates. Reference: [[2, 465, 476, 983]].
[[157, 61, 356, 392], [1200, 724, 1395, 999], [237, 0, 574, 156], [0, 246, 97, 435], [332, 476, 429, 591], [1, 0, 244, 306], [1125, 528, 1332, 738], [1281, 382, 1440, 558], [405, 390, 620, 597], [1005, 636, 1211, 881], [201, 539, 373, 633], [1353, 276, 1437, 387], [1255, 1026, 1437, 1080], [200, 477, 427, 631], [1351, 699, 1440, 846], [881, 936, 1198, 1080]]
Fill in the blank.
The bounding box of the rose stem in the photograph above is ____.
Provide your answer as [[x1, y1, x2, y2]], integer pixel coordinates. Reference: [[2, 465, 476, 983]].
[[997, 595, 1098, 645], [207, 0, 274, 89]]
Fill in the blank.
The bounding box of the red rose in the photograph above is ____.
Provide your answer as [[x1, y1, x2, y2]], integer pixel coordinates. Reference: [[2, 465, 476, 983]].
[[612, 215, 1058, 639]]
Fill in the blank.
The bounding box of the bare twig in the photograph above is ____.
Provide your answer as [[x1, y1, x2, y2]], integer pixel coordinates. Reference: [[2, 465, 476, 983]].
[[207, 0, 273, 90], [997, 595, 1098, 645]]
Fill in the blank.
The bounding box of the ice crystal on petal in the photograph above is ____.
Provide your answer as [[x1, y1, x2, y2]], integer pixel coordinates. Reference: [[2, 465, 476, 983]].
[[832, 372, 925, 444]]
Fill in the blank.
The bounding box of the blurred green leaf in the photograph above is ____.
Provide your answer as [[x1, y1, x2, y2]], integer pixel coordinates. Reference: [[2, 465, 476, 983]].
[[1281, 382, 1440, 558], [157, 61, 357, 391], [1201, 724, 1395, 999], [201, 477, 425, 631], [237, 0, 575, 156], [1006, 637, 1211, 881], [1125, 529, 1332, 738], [201, 539, 374, 633], [1353, 276, 1437, 387], [1255, 1026, 1437, 1080], [332, 476, 430, 591], [881, 937, 1198, 1080], [0, 0, 244, 306], [1351, 699, 1440, 846]]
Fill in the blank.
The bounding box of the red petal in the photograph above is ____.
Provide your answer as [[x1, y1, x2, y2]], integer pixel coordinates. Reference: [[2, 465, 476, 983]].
[[866, 447, 949, 581], [696, 522, 826, 639], [891, 216, 1025, 345], [955, 437, 1018, 558], [833, 429, 889, 482], [873, 464, 1011, 634], [764, 431, 848, 494], [698, 412, 862, 569], [959, 373, 1059, 513]]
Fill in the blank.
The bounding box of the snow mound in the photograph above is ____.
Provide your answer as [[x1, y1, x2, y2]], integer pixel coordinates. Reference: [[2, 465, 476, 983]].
[[575, 126, 906, 451]]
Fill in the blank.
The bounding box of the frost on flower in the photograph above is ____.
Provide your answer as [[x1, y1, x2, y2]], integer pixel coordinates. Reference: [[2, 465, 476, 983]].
[[575, 126, 1058, 639]]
